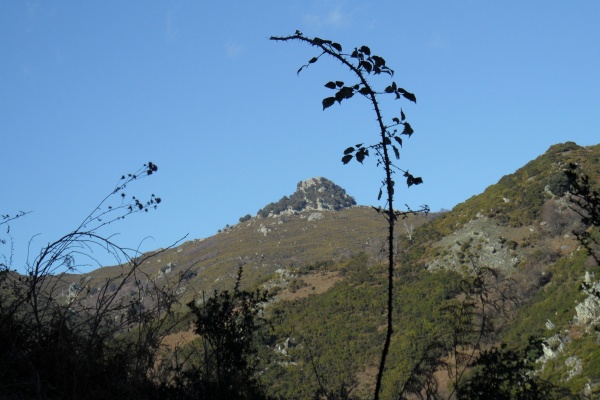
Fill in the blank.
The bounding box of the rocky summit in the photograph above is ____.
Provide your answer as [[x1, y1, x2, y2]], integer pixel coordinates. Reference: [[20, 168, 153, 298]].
[[257, 177, 356, 217]]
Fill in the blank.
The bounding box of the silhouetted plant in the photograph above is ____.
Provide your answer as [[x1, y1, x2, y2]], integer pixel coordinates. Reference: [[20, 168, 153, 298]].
[[182, 266, 272, 399], [443, 264, 516, 398], [271, 30, 426, 400], [395, 338, 448, 400], [0, 163, 194, 400], [566, 162, 600, 266]]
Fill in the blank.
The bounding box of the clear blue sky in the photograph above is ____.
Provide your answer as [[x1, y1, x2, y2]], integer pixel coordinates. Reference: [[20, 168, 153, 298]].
[[2, 1, 599, 272]]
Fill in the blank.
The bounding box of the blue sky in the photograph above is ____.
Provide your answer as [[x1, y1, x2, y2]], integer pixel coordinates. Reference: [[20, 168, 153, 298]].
[[1, 1, 599, 272]]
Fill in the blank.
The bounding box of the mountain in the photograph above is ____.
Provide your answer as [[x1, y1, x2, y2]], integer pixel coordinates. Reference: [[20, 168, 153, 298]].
[[5, 142, 600, 398]]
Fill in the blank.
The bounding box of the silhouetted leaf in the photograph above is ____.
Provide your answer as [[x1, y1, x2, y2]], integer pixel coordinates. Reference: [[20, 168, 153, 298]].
[[385, 86, 394, 93], [309, 57, 318, 64], [393, 145, 400, 160], [392, 117, 400, 124], [383, 137, 391, 145], [342, 154, 353, 164], [359, 87, 370, 95], [378, 188, 383, 200], [335, 87, 354, 103], [360, 45, 371, 55], [344, 146, 355, 155], [401, 109, 406, 121], [402, 122, 414, 136], [382, 67, 394, 76], [356, 150, 366, 163], [394, 136, 403, 147], [360, 61, 372, 73], [336, 81, 344, 87], [331, 42, 342, 52], [399, 89, 417, 103], [324, 81, 337, 89], [322, 97, 336, 110], [405, 173, 423, 187], [372, 55, 385, 67], [341, 86, 354, 98]]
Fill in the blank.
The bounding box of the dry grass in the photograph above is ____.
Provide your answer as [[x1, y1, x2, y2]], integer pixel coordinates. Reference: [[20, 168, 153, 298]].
[[277, 271, 343, 301]]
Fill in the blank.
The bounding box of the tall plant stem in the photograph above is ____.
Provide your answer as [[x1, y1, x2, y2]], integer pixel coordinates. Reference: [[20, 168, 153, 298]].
[[271, 32, 421, 400]]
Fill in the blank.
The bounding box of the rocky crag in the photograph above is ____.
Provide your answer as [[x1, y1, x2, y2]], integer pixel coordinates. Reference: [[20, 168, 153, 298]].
[[257, 177, 356, 218]]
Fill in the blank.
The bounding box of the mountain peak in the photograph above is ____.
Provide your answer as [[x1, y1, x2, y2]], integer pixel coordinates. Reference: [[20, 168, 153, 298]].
[[297, 177, 328, 192], [258, 177, 356, 218]]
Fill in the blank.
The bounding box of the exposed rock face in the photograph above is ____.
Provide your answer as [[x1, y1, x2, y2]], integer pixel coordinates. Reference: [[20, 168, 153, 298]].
[[258, 224, 271, 236], [565, 356, 583, 380], [308, 212, 323, 222], [574, 271, 600, 326], [159, 262, 176, 276], [66, 282, 81, 304], [537, 272, 600, 381], [539, 334, 567, 363], [257, 177, 356, 218], [427, 216, 520, 273]]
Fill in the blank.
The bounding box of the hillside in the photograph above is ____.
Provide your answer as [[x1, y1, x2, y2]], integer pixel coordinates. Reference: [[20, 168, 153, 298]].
[[3, 142, 600, 399]]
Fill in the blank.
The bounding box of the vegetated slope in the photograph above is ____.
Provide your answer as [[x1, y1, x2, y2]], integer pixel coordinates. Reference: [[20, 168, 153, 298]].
[[261, 141, 600, 398], [54, 142, 600, 397], [400, 142, 600, 397]]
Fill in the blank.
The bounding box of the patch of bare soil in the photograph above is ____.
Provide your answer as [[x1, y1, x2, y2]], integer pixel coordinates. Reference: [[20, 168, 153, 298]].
[[277, 271, 342, 301], [355, 363, 378, 397]]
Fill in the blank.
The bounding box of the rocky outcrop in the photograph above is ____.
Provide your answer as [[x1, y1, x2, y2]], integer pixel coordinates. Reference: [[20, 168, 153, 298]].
[[158, 262, 177, 277], [258, 224, 271, 236], [536, 271, 600, 384], [574, 271, 600, 326], [308, 212, 323, 222], [427, 216, 520, 273], [257, 177, 356, 218]]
